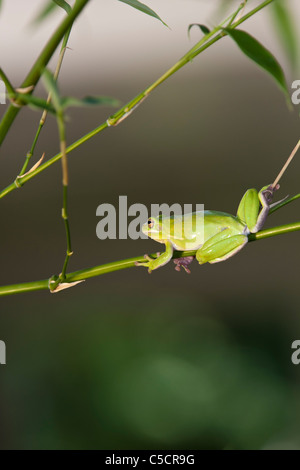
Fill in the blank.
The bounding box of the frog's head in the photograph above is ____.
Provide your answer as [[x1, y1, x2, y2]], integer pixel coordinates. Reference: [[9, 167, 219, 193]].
[[142, 216, 166, 241]]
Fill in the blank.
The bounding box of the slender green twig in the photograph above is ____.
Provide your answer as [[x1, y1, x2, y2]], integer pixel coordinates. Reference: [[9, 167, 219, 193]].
[[228, 0, 248, 26], [0, 69, 16, 97], [0, 220, 298, 297], [269, 193, 300, 214], [0, 0, 276, 201], [247, 220, 300, 241], [58, 116, 73, 283], [0, 0, 90, 147], [18, 27, 72, 177]]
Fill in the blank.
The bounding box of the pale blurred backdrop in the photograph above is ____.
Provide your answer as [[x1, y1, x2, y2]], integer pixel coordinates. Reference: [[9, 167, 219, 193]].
[[0, 0, 300, 449]]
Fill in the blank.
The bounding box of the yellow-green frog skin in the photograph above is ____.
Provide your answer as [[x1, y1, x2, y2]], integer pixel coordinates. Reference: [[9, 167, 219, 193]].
[[136, 185, 279, 273]]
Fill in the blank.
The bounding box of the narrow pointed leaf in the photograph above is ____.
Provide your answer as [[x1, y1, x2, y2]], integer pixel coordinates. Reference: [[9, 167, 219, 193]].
[[42, 69, 62, 111], [16, 94, 56, 114], [53, 0, 72, 15], [270, 0, 297, 69], [118, 0, 167, 27], [32, 1, 57, 25], [224, 28, 289, 100], [188, 24, 210, 39], [61, 95, 120, 109], [32, 0, 71, 25]]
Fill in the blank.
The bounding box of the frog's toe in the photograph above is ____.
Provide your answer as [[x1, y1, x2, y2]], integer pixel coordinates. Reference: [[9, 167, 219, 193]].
[[135, 254, 155, 272], [183, 266, 191, 274], [135, 255, 150, 267], [173, 256, 194, 273], [135, 261, 144, 267]]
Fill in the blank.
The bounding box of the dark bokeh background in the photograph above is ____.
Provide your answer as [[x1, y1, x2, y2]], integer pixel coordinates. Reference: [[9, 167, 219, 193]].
[[0, 0, 300, 449]]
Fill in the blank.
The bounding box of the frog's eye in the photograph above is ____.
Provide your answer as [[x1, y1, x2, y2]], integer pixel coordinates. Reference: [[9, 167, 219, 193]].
[[148, 218, 155, 229]]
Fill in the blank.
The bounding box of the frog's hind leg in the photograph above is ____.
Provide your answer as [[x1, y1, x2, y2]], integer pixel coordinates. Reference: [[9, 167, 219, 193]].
[[208, 236, 248, 264], [196, 229, 248, 265], [173, 256, 195, 273]]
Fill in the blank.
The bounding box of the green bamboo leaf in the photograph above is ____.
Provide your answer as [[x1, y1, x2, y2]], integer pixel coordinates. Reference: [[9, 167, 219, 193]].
[[61, 95, 120, 109], [32, 1, 57, 25], [42, 69, 62, 111], [270, 0, 297, 69], [224, 28, 289, 100], [53, 0, 72, 15], [32, 0, 71, 25], [118, 0, 167, 27], [188, 24, 210, 39], [0, 0, 3, 13], [17, 94, 56, 114]]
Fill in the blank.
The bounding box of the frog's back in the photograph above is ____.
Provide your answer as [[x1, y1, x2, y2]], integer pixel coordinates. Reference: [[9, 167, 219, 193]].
[[203, 210, 246, 238], [168, 210, 246, 251]]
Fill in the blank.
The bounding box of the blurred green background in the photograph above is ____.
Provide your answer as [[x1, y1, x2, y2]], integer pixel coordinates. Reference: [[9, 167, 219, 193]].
[[0, 0, 300, 449]]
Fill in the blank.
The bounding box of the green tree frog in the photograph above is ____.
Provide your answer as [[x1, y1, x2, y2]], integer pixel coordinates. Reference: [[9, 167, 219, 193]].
[[136, 184, 281, 273]]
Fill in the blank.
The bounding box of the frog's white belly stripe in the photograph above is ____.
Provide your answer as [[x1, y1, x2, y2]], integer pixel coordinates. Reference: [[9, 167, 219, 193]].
[[171, 240, 203, 251]]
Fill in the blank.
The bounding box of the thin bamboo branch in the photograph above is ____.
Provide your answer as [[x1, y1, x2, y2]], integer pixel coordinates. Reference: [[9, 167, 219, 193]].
[[0, 0, 275, 200], [0, 0, 90, 146], [18, 27, 72, 177], [0, 220, 299, 297]]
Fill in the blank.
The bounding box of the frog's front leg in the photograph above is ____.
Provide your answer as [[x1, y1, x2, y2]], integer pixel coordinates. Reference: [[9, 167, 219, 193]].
[[255, 184, 280, 232], [196, 228, 248, 265], [135, 241, 173, 273], [237, 184, 279, 233]]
